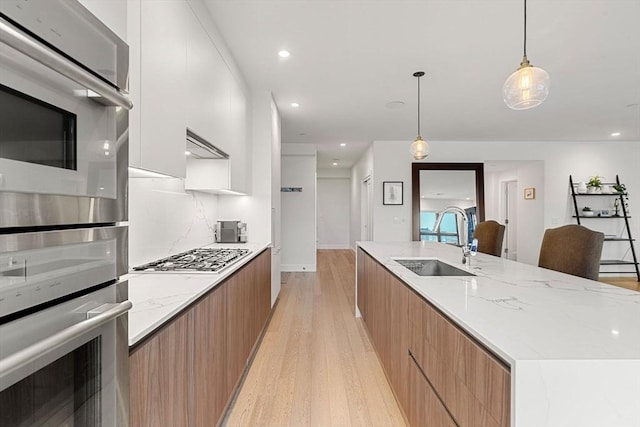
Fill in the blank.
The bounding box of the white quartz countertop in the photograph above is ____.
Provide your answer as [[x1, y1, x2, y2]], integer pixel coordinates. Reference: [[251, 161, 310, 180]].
[[359, 241, 640, 363], [126, 242, 271, 347], [358, 241, 640, 426]]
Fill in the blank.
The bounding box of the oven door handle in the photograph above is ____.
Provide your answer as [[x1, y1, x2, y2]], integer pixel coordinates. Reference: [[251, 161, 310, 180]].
[[0, 16, 133, 110], [0, 301, 132, 378]]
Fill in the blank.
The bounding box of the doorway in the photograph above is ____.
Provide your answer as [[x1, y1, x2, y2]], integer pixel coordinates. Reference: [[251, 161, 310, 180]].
[[361, 176, 372, 241], [503, 180, 518, 260]]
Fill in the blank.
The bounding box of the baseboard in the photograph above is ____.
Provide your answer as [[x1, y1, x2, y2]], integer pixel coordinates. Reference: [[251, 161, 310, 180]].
[[281, 264, 316, 272], [317, 244, 351, 250]]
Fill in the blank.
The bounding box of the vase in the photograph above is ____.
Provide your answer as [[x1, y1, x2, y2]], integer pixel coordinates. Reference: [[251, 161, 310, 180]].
[[587, 186, 600, 194], [576, 182, 587, 194]]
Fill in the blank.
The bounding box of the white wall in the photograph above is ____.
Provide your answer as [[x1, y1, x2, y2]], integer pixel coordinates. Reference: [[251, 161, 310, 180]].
[[372, 141, 413, 242], [281, 144, 317, 271], [128, 176, 219, 267], [317, 177, 351, 249], [351, 140, 640, 268], [350, 145, 374, 250]]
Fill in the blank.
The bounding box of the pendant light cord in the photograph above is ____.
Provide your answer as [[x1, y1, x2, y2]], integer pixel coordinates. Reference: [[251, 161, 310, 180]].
[[417, 76, 421, 136], [523, 0, 527, 58]]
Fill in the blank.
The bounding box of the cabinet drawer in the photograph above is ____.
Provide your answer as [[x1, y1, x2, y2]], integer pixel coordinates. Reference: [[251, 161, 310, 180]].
[[408, 352, 457, 427], [408, 291, 510, 427]]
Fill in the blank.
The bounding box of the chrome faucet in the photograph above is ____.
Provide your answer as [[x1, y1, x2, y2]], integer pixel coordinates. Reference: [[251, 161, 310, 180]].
[[433, 206, 471, 264]]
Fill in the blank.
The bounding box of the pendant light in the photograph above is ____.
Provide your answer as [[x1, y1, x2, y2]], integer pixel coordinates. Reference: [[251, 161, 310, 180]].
[[410, 71, 429, 160], [503, 0, 550, 110]]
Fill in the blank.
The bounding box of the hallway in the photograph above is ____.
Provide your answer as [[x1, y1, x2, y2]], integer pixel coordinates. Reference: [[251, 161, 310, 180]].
[[225, 250, 406, 426]]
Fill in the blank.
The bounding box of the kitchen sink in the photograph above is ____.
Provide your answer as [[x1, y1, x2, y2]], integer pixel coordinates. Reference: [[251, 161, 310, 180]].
[[394, 258, 475, 277]]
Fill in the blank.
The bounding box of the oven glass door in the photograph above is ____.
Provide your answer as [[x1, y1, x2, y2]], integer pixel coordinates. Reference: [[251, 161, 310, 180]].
[[0, 20, 122, 199], [0, 39, 117, 199], [1, 336, 103, 426], [0, 282, 130, 427]]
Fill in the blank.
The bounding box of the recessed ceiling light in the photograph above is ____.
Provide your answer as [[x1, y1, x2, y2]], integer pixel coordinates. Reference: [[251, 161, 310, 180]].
[[611, 132, 621, 137], [291, 102, 300, 108], [340, 143, 346, 147], [332, 162, 338, 166], [185, 151, 191, 156], [278, 50, 290, 58]]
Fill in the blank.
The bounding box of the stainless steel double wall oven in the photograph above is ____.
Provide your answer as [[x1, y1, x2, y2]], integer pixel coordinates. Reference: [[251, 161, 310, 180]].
[[0, 1, 131, 425]]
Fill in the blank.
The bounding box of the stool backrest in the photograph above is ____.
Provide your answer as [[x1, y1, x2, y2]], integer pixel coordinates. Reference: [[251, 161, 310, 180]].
[[538, 224, 604, 281], [472, 220, 506, 257]]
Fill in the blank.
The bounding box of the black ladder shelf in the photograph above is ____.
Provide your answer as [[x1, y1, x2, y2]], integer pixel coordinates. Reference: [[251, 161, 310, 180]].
[[569, 175, 639, 281]]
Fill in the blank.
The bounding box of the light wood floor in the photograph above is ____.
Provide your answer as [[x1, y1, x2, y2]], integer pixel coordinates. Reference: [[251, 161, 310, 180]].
[[224, 250, 407, 426], [599, 276, 640, 292]]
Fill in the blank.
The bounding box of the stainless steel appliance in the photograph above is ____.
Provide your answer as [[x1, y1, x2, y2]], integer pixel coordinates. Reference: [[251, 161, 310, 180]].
[[133, 248, 251, 273], [0, 0, 131, 227], [0, 228, 130, 426], [0, 2, 131, 425], [215, 220, 247, 243]]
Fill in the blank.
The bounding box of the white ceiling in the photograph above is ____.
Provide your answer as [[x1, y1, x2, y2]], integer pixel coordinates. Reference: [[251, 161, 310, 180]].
[[203, 0, 640, 169]]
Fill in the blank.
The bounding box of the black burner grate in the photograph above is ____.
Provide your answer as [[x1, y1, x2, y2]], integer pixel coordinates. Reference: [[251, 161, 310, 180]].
[[133, 248, 250, 272]]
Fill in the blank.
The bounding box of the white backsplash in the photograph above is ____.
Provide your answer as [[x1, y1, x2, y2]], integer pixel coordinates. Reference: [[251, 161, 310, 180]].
[[128, 176, 219, 267]]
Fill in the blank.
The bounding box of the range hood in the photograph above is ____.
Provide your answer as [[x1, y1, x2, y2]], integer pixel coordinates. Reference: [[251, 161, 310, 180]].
[[185, 128, 241, 193], [186, 129, 229, 159]]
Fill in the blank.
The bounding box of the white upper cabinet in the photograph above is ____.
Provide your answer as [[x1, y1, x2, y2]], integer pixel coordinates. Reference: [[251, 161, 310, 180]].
[[186, 13, 231, 153], [228, 77, 249, 193], [128, 0, 189, 177], [128, 0, 250, 186]]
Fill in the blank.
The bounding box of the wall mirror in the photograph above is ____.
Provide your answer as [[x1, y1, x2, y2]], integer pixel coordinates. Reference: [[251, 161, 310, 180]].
[[411, 163, 485, 242]]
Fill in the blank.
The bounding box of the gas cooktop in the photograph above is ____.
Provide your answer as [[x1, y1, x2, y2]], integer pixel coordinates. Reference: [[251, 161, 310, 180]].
[[132, 248, 251, 272]]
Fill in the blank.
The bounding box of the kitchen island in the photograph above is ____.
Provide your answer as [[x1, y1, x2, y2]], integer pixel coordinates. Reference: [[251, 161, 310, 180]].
[[357, 241, 639, 427]]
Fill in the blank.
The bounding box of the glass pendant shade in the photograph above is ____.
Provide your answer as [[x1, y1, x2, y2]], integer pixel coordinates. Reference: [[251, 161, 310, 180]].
[[411, 136, 429, 160], [503, 59, 550, 110], [411, 71, 429, 160]]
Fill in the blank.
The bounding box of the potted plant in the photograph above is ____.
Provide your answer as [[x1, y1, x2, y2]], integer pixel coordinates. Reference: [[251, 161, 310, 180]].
[[613, 183, 626, 194], [582, 206, 595, 217], [587, 175, 603, 193]]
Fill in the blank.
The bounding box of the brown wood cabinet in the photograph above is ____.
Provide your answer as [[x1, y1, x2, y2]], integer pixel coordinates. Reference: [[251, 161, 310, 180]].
[[357, 249, 410, 413], [130, 248, 272, 427], [407, 353, 456, 427], [129, 309, 192, 427], [357, 248, 511, 427]]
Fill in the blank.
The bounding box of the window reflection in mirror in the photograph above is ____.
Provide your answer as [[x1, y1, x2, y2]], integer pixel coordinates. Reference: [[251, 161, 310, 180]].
[[411, 163, 485, 242]]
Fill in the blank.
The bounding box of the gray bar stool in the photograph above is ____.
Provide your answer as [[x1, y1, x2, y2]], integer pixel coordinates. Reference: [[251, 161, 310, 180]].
[[538, 224, 604, 280]]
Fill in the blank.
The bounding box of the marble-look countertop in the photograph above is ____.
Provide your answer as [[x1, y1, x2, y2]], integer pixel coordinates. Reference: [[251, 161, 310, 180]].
[[357, 241, 640, 427], [126, 242, 270, 347]]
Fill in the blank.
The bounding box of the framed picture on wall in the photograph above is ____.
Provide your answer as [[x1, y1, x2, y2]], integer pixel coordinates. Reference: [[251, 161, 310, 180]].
[[524, 187, 535, 200], [383, 181, 403, 205]]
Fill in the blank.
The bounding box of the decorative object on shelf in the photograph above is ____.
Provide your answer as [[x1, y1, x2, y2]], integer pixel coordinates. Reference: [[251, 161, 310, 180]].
[[524, 187, 536, 200], [410, 71, 429, 160], [576, 181, 588, 194], [569, 174, 639, 281], [383, 181, 403, 205], [587, 175, 602, 193], [613, 182, 626, 194], [503, 0, 550, 110]]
